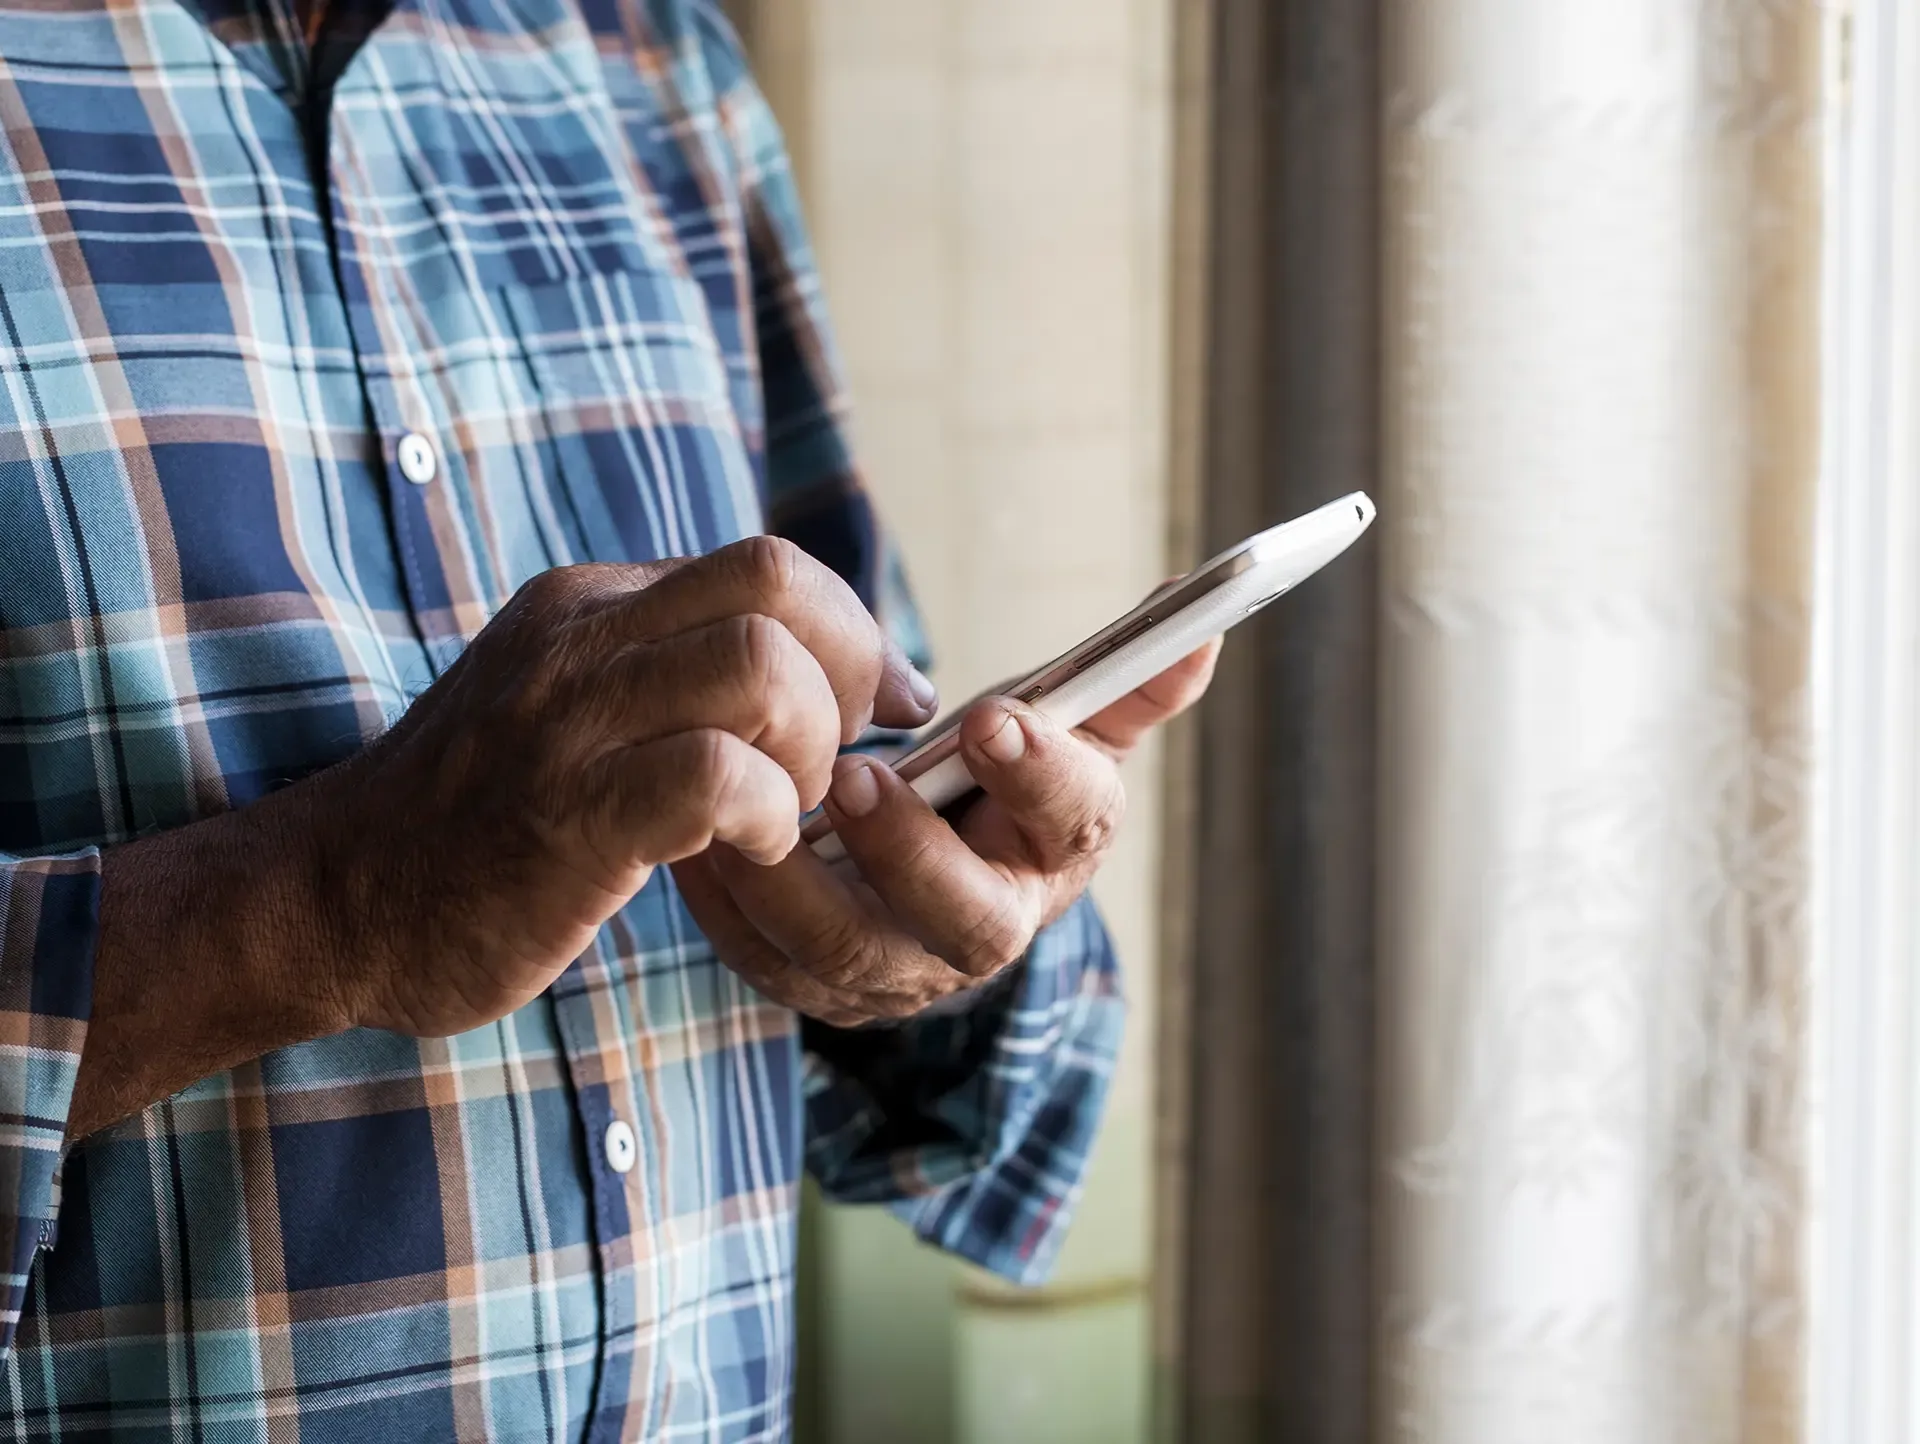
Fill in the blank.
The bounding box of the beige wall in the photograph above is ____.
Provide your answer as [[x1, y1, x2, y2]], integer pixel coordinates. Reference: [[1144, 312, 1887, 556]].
[[738, 3, 1179, 1440]]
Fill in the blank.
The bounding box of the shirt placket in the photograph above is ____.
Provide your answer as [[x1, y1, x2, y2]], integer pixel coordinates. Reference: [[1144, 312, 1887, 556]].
[[551, 961, 653, 1443], [320, 48, 654, 1443], [319, 118, 491, 675]]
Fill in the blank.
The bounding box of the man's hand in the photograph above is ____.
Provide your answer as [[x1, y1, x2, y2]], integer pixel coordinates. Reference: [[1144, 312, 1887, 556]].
[[71, 538, 933, 1135], [321, 538, 939, 1038], [671, 640, 1220, 1028]]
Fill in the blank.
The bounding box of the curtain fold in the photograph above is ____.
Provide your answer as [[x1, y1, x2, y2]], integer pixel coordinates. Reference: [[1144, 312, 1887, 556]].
[[1375, 3, 1823, 1440], [1169, 2, 1825, 1442]]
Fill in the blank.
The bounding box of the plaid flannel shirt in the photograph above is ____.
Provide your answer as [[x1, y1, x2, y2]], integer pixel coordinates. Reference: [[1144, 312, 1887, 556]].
[[0, 2, 1124, 1439]]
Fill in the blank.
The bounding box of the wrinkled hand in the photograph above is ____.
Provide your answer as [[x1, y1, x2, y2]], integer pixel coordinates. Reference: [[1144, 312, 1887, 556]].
[[673, 639, 1219, 1027], [321, 537, 935, 1038]]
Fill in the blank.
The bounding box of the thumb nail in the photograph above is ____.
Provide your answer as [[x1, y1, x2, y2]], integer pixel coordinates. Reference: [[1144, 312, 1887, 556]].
[[978, 708, 1028, 763], [907, 665, 938, 711]]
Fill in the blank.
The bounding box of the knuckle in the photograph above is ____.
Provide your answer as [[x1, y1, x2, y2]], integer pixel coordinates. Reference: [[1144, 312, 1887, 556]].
[[721, 617, 820, 748], [1063, 816, 1115, 864], [686, 728, 745, 805], [1060, 782, 1125, 863], [891, 827, 951, 881], [1024, 747, 1123, 857], [517, 563, 604, 617], [953, 896, 1030, 978], [727, 613, 797, 692], [793, 907, 875, 976], [512, 566, 572, 612], [505, 565, 644, 649], [727, 535, 805, 608]]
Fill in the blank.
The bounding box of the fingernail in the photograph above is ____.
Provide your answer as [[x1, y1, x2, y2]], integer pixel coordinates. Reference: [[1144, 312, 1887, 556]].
[[907, 665, 938, 711], [831, 758, 883, 819], [980, 708, 1027, 763]]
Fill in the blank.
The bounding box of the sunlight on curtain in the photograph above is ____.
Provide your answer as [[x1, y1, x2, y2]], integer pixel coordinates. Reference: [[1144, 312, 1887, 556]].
[[1377, 3, 1826, 1441]]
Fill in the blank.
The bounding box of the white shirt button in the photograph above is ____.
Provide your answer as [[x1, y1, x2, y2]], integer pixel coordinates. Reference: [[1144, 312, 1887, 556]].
[[603, 1118, 637, 1175], [396, 431, 437, 485]]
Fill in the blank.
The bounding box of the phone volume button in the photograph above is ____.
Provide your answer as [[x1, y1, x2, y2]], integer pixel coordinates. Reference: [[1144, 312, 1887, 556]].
[[1071, 614, 1156, 676]]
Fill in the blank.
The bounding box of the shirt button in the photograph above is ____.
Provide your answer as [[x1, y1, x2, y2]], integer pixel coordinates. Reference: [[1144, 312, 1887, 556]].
[[603, 1118, 637, 1175], [396, 431, 437, 485]]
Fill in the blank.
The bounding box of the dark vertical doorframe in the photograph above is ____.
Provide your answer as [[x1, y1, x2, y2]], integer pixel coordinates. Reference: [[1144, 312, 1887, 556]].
[[1160, 0, 1383, 1439]]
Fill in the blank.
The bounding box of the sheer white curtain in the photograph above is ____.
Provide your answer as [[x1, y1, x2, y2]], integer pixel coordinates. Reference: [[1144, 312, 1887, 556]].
[[1376, 3, 1825, 1441]]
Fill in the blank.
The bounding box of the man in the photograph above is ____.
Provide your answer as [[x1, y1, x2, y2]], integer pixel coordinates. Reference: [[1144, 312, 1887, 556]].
[[0, 1, 1215, 1438]]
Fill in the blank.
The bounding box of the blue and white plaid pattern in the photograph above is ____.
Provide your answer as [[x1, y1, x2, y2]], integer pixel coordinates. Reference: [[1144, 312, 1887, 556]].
[[0, 2, 1122, 1438]]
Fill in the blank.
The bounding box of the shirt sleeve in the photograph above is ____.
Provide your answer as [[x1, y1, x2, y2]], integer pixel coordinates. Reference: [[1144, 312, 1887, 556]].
[[0, 850, 100, 1351], [695, 4, 1127, 1284], [800, 901, 1124, 1285]]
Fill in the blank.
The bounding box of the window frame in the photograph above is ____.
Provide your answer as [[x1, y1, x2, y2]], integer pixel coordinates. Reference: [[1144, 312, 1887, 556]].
[[1811, 1, 1920, 1438]]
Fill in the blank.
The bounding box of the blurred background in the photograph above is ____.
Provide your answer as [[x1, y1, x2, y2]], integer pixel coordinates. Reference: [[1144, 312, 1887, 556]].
[[722, 2, 1915, 1443]]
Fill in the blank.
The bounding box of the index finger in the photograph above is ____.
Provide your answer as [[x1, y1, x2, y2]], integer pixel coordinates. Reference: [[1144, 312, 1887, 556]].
[[585, 536, 936, 742], [1075, 638, 1220, 755], [718, 763, 1036, 984]]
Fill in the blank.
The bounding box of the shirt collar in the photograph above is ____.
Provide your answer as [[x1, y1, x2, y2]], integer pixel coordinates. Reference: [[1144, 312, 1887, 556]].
[[172, 0, 398, 105]]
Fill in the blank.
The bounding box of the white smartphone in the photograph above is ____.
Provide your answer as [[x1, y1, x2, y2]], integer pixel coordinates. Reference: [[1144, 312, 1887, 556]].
[[806, 491, 1377, 862]]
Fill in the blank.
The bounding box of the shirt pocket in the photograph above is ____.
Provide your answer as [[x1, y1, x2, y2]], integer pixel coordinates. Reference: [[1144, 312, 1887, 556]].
[[463, 250, 765, 586]]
